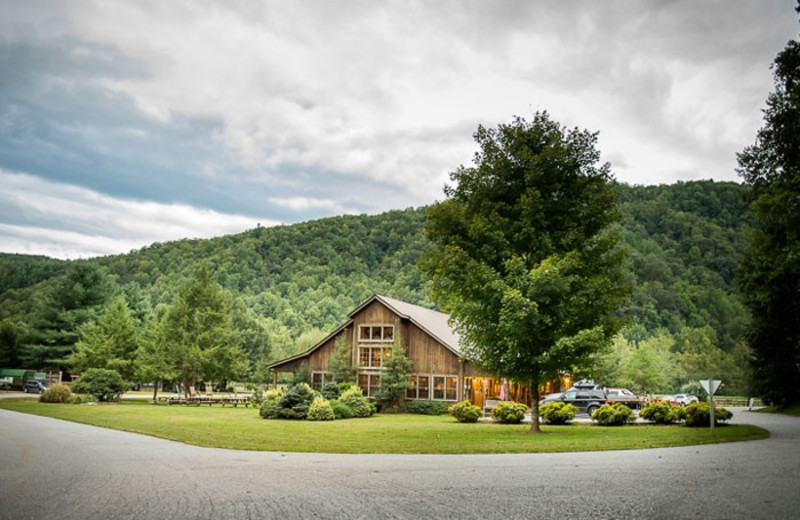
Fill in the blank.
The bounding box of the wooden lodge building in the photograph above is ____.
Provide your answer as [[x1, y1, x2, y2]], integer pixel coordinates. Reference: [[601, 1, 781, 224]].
[[268, 295, 572, 407]]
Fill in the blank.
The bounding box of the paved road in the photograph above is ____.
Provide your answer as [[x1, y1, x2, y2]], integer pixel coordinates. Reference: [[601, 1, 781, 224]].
[[1, 408, 798, 520]]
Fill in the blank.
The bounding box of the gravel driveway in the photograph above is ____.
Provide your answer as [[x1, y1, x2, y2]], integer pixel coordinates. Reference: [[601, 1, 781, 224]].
[[0, 407, 797, 520]]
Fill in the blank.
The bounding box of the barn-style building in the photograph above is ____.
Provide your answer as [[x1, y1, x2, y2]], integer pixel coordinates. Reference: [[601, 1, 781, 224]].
[[268, 295, 571, 407]]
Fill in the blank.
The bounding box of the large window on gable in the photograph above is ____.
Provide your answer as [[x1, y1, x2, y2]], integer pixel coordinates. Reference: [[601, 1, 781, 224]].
[[359, 324, 394, 342], [359, 346, 393, 368]]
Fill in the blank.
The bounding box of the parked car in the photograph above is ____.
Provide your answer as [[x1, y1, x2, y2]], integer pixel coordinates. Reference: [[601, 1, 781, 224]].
[[606, 387, 647, 409], [23, 380, 48, 394], [671, 394, 699, 407], [540, 389, 608, 415], [652, 395, 673, 403]]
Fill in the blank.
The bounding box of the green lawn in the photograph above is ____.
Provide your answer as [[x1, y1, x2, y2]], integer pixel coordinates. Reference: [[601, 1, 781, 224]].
[[0, 398, 768, 454]]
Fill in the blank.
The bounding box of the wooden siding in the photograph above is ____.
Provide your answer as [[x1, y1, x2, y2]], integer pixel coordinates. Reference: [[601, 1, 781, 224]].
[[270, 297, 493, 402]]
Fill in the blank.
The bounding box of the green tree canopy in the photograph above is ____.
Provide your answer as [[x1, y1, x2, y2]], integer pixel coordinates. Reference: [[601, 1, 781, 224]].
[[160, 266, 246, 394], [737, 7, 800, 406], [422, 113, 631, 432], [69, 297, 139, 380]]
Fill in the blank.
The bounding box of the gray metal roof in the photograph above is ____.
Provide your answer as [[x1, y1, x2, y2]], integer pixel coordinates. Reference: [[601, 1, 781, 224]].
[[367, 295, 462, 355], [268, 294, 463, 370]]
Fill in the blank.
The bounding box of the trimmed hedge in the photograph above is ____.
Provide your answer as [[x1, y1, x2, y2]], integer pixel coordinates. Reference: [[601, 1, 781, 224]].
[[449, 400, 482, 423], [307, 397, 335, 421], [591, 403, 635, 426], [339, 386, 374, 418], [640, 401, 685, 425], [403, 400, 451, 415], [491, 401, 528, 424], [684, 402, 733, 427], [539, 401, 578, 425]]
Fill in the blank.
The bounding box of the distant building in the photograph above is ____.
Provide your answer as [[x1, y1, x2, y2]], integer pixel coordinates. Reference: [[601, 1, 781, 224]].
[[268, 295, 571, 406]]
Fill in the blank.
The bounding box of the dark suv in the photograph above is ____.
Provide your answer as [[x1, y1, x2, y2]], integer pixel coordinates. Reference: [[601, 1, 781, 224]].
[[23, 380, 48, 394], [539, 389, 607, 415]]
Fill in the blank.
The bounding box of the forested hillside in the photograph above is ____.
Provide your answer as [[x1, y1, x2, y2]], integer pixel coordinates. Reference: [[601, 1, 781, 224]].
[[0, 181, 753, 393]]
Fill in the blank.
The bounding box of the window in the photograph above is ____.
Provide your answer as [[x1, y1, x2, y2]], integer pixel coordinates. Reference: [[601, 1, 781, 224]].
[[358, 346, 393, 368], [311, 372, 334, 390], [432, 376, 458, 401], [358, 373, 381, 397], [406, 375, 431, 400], [359, 324, 394, 342]]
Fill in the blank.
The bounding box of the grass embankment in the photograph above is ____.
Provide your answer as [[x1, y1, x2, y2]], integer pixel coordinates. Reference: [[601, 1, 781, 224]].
[[757, 402, 800, 417], [0, 398, 768, 454]]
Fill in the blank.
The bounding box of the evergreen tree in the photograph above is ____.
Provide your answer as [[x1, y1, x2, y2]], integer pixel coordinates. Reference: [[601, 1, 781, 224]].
[[21, 263, 111, 372], [377, 326, 413, 410], [160, 266, 246, 394], [69, 297, 139, 380], [737, 5, 800, 406], [329, 330, 357, 383]]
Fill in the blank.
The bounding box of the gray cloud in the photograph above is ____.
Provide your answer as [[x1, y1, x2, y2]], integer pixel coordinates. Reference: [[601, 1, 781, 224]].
[[0, 0, 796, 258]]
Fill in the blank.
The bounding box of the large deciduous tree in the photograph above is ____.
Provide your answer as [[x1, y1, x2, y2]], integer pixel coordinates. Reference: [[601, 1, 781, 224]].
[[737, 6, 800, 406], [422, 113, 630, 432]]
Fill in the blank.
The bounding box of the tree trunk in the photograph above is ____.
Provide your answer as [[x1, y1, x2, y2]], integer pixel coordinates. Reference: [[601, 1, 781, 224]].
[[151, 380, 159, 403], [528, 379, 541, 433]]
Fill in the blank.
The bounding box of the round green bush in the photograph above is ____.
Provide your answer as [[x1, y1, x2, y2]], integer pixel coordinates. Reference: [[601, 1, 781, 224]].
[[539, 401, 578, 425], [70, 369, 129, 402], [684, 402, 733, 427], [259, 388, 286, 419], [307, 397, 335, 421], [39, 383, 72, 403], [321, 382, 340, 400], [449, 400, 482, 423], [340, 386, 374, 418], [591, 403, 635, 426], [640, 401, 682, 424], [491, 401, 528, 424], [276, 383, 317, 419], [328, 399, 354, 419]]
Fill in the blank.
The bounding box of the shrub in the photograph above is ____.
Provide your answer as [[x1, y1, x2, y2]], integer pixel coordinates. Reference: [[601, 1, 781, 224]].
[[259, 388, 286, 419], [684, 402, 733, 427], [491, 401, 528, 424], [70, 369, 129, 402], [321, 382, 341, 400], [307, 397, 336, 421], [449, 400, 482, 423], [275, 383, 317, 420], [328, 399, 354, 419], [340, 386, 374, 418], [402, 399, 451, 415], [338, 381, 356, 394], [640, 401, 683, 425], [39, 383, 72, 403], [68, 393, 98, 404], [591, 403, 635, 426], [539, 401, 578, 425]]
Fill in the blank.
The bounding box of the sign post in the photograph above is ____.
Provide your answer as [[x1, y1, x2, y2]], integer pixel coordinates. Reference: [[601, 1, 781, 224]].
[[699, 379, 722, 437]]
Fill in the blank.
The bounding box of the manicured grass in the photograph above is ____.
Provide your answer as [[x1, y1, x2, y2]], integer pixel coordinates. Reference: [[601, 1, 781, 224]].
[[0, 398, 768, 454]]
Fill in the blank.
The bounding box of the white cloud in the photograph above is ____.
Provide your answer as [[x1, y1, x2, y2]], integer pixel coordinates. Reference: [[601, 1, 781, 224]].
[[267, 196, 348, 213], [0, 171, 278, 259], [0, 1, 796, 258]]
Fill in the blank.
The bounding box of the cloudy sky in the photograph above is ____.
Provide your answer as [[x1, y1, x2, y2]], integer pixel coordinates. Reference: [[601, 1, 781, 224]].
[[1, 1, 797, 259]]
